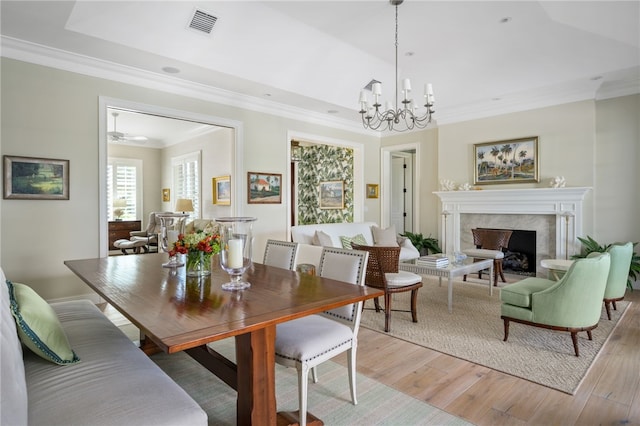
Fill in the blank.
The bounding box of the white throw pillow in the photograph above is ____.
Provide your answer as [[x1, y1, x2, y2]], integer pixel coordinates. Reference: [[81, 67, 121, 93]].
[[312, 230, 334, 247], [371, 225, 399, 247]]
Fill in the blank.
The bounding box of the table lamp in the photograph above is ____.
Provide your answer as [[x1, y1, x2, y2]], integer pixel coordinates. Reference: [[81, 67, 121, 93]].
[[175, 198, 194, 214], [113, 199, 127, 221]]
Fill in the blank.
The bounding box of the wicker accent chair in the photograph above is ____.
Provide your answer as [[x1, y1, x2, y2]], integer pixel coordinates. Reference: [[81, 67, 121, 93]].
[[463, 228, 513, 286], [351, 243, 422, 332]]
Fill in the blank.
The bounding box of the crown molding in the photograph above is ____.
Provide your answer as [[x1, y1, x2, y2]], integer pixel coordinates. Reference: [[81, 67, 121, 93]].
[[1, 36, 377, 137]]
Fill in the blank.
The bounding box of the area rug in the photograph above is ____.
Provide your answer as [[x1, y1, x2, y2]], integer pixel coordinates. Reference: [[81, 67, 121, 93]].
[[149, 338, 471, 426], [359, 276, 630, 394]]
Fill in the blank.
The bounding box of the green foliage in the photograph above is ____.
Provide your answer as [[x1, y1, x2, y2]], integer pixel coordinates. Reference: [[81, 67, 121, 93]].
[[401, 231, 442, 255], [571, 236, 639, 290]]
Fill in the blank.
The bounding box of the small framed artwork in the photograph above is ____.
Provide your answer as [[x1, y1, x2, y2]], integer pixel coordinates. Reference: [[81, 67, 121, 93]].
[[366, 183, 379, 199], [319, 180, 344, 209], [3, 155, 70, 200], [162, 188, 170, 202], [212, 175, 231, 205], [473, 136, 539, 185], [247, 172, 282, 204]]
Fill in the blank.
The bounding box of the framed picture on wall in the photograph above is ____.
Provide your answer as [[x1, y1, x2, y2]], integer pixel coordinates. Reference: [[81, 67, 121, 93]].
[[473, 137, 539, 185], [212, 175, 231, 205], [366, 184, 379, 199], [319, 180, 344, 209], [3, 155, 70, 200], [247, 172, 282, 204]]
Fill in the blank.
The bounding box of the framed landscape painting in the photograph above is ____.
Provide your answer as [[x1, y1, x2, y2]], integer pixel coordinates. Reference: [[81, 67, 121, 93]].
[[212, 175, 231, 205], [319, 180, 344, 209], [473, 137, 539, 185], [3, 155, 70, 200], [247, 172, 281, 204]]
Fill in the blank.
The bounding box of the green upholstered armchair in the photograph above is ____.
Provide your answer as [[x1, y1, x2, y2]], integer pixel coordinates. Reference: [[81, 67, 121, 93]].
[[603, 242, 634, 320], [500, 252, 611, 356]]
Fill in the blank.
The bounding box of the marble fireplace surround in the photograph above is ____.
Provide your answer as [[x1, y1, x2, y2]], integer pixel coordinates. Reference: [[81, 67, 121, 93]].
[[435, 187, 591, 277]]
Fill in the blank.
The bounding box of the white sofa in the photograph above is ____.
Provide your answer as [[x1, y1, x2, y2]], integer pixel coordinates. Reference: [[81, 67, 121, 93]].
[[291, 222, 420, 268], [1, 268, 207, 426]]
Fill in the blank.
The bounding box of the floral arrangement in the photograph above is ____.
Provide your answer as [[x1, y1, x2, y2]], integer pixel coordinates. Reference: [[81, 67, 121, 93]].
[[170, 231, 221, 274]]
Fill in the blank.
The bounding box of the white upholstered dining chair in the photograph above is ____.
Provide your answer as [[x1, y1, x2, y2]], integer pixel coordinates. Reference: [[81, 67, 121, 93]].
[[262, 239, 299, 270], [274, 247, 369, 426]]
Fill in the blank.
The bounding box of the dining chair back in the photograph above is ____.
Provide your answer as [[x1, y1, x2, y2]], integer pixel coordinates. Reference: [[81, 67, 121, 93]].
[[262, 239, 299, 270], [351, 243, 422, 332], [603, 242, 634, 319], [274, 247, 368, 426]]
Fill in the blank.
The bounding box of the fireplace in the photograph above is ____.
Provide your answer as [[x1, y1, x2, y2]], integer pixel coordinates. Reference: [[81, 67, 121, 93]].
[[478, 228, 536, 276], [436, 187, 591, 277]]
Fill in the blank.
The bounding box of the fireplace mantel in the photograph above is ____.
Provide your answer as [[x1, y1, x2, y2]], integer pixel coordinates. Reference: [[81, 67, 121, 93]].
[[435, 187, 591, 264]]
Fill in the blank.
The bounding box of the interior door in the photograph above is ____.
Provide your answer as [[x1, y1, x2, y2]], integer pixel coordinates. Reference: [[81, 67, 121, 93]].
[[390, 152, 414, 234]]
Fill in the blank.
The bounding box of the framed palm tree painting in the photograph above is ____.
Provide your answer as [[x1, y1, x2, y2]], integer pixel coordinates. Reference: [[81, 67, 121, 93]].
[[473, 137, 539, 185]]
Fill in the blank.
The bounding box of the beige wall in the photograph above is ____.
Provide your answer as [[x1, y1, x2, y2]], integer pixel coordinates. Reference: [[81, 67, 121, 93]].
[[1, 57, 637, 300], [0, 58, 378, 300]]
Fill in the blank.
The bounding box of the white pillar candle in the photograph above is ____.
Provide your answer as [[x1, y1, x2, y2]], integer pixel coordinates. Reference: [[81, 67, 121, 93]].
[[228, 239, 243, 269]]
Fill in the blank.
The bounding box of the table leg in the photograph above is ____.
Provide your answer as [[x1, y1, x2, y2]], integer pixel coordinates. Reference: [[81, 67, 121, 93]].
[[235, 325, 277, 426], [489, 263, 494, 296]]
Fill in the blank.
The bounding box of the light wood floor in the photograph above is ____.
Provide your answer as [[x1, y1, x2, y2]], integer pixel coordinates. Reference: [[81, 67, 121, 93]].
[[333, 287, 640, 426], [103, 285, 640, 425]]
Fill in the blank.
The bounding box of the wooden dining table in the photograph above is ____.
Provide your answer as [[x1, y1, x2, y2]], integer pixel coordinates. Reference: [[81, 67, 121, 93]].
[[64, 253, 382, 426]]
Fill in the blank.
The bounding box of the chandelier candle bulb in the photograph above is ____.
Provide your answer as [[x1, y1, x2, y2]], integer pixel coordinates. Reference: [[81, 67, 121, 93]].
[[403, 78, 411, 91], [372, 82, 382, 95], [227, 239, 243, 269], [385, 101, 394, 111]]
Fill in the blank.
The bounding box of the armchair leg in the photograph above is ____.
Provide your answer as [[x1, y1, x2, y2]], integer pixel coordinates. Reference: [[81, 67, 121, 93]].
[[410, 289, 419, 323], [604, 301, 612, 320], [571, 332, 579, 357], [587, 330, 593, 340], [502, 318, 510, 342], [384, 293, 392, 332], [374, 297, 381, 313]]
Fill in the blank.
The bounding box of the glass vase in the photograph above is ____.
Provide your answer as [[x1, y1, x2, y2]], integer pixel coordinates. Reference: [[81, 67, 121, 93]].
[[186, 251, 212, 277], [217, 217, 256, 291]]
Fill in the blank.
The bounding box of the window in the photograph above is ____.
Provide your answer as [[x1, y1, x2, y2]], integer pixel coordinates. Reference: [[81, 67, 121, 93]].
[[172, 151, 201, 220], [107, 158, 142, 221]]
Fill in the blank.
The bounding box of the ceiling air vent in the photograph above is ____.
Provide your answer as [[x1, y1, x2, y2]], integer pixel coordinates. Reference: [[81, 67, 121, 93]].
[[189, 9, 217, 34]]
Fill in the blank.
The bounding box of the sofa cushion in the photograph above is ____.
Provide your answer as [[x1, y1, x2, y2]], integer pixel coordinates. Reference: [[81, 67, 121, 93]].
[[1, 272, 28, 426], [25, 300, 207, 426], [7, 280, 80, 365], [372, 225, 399, 247], [339, 233, 368, 250], [312, 230, 333, 247]]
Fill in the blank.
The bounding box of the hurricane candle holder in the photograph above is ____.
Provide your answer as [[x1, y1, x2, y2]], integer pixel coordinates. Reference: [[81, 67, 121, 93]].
[[217, 217, 256, 291], [157, 213, 188, 268]]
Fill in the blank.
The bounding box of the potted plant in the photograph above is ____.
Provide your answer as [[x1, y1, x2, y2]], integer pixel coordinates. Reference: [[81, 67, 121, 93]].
[[400, 231, 442, 256], [571, 235, 639, 290]]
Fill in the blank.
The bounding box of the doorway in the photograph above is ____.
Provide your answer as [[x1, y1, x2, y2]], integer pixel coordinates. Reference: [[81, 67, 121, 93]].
[[98, 97, 243, 257], [381, 143, 420, 233], [390, 151, 415, 234]]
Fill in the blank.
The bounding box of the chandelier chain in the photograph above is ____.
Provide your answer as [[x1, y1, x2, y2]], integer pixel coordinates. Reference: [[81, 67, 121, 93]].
[[358, 0, 435, 132]]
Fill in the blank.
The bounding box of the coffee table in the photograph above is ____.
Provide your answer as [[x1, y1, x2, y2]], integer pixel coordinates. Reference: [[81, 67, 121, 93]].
[[399, 257, 494, 313]]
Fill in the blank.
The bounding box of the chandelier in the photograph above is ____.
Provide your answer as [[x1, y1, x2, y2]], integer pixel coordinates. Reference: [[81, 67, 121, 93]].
[[358, 0, 435, 132]]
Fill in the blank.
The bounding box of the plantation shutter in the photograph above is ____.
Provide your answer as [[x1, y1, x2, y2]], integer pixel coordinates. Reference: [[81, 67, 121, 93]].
[[172, 151, 200, 220], [107, 158, 142, 221]]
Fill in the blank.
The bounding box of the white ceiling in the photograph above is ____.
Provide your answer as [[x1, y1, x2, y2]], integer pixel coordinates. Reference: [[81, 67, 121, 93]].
[[2, 1, 639, 135]]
